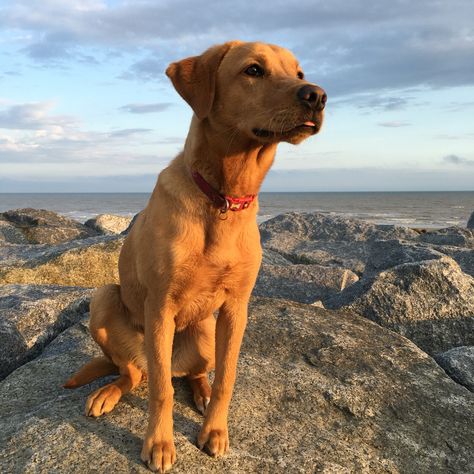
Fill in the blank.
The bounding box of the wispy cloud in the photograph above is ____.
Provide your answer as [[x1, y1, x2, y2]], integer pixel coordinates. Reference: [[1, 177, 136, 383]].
[[442, 154, 474, 166], [120, 103, 172, 114], [0, 102, 76, 130], [0, 101, 163, 167], [108, 128, 153, 138], [378, 121, 411, 128]]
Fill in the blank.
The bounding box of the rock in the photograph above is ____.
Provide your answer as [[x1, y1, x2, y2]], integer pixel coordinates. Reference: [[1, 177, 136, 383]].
[[1, 298, 473, 473], [435, 346, 474, 392], [85, 214, 132, 235], [467, 211, 474, 229], [254, 264, 358, 304], [366, 239, 474, 278], [0, 208, 99, 245], [327, 256, 474, 354], [365, 239, 446, 274], [0, 220, 29, 244], [0, 285, 92, 380], [260, 212, 419, 243], [261, 248, 292, 265], [435, 245, 474, 277], [260, 213, 418, 274], [0, 235, 124, 287], [122, 212, 142, 235], [417, 226, 474, 248]]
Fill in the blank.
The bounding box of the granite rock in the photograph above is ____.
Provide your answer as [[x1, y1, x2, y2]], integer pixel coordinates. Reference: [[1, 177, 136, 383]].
[[435, 346, 474, 392], [417, 226, 474, 248], [0, 208, 98, 245], [254, 264, 358, 304], [259, 212, 418, 274], [0, 298, 473, 473], [85, 214, 132, 235], [0, 235, 123, 286], [327, 256, 474, 354], [467, 211, 474, 229], [0, 285, 92, 380]]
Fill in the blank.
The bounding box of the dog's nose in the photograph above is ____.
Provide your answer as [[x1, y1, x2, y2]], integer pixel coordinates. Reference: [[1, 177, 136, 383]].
[[297, 85, 327, 111]]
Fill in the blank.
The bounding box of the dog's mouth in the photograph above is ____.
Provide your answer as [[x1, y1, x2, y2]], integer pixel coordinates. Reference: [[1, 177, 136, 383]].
[[252, 120, 320, 138]]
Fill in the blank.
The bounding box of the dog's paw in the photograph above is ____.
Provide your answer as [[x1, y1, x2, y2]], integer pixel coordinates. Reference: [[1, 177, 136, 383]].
[[194, 393, 210, 416], [85, 384, 121, 417], [197, 427, 229, 457], [141, 437, 176, 473]]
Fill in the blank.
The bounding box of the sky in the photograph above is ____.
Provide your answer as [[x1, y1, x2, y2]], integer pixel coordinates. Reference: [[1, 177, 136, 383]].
[[0, 0, 473, 192]]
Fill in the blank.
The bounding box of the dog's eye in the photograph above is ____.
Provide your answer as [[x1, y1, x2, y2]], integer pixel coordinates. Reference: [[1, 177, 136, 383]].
[[297, 71, 304, 80], [244, 64, 264, 77]]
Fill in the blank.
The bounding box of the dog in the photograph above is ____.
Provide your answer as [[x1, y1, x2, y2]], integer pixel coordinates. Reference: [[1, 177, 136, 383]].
[[64, 40, 326, 472]]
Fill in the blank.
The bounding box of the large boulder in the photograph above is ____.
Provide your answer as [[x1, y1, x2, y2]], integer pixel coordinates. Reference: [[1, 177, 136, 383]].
[[433, 245, 474, 277], [467, 211, 474, 229], [0, 208, 99, 245], [0, 235, 123, 286], [0, 298, 473, 473], [85, 214, 132, 235], [0, 285, 92, 380], [254, 264, 358, 304], [259, 213, 418, 274], [417, 226, 474, 248], [435, 346, 474, 392], [366, 239, 474, 278], [327, 256, 474, 354], [0, 220, 29, 244], [365, 239, 446, 274]]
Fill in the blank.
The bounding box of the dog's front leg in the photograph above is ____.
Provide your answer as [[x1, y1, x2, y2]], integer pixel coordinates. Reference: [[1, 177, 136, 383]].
[[198, 296, 248, 456], [141, 299, 176, 473]]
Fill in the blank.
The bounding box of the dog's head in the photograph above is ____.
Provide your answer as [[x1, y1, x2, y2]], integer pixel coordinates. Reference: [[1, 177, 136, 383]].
[[166, 41, 326, 145]]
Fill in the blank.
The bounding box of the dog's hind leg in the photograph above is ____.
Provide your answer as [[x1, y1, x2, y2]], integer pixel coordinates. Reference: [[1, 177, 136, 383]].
[[66, 284, 146, 417], [85, 362, 143, 417]]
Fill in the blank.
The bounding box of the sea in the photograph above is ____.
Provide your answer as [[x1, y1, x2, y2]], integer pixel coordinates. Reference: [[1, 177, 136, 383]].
[[1, 192, 473, 229]]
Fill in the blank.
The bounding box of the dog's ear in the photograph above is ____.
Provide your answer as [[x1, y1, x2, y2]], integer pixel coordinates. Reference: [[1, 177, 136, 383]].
[[166, 43, 234, 120]]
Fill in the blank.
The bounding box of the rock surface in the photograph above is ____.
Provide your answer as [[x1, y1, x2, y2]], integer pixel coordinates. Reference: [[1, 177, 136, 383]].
[[418, 226, 474, 248], [1, 298, 473, 473], [435, 346, 474, 392], [0, 235, 123, 286], [85, 214, 132, 235], [365, 239, 446, 274], [327, 256, 474, 354], [0, 208, 98, 244], [0, 285, 92, 380], [254, 263, 358, 304], [260, 212, 418, 274], [0, 220, 29, 244], [467, 211, 474, 229]]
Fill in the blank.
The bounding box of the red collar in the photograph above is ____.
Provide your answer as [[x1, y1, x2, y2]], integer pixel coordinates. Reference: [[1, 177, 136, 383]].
[[191, 170, 256, 213]]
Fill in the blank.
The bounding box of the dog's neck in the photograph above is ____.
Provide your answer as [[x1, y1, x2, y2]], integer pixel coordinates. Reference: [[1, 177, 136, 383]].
[[183, 116, 277, 197]]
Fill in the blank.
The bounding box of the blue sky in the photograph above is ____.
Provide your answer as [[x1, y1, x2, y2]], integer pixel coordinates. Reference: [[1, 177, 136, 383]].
[[0, 0, 473, 192]]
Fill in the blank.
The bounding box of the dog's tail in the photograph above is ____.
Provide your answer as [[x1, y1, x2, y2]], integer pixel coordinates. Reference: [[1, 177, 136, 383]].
[[63, 356, 118, 388]]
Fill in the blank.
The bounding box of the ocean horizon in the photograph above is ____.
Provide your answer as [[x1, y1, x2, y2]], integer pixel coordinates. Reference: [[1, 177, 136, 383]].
[[1, 191, 473, 229]]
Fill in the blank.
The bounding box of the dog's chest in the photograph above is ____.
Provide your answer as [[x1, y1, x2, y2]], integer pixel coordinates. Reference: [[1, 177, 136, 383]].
[[172, 252, 258, 329]]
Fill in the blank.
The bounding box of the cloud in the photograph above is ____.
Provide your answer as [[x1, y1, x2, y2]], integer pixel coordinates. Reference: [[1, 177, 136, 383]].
[[0, 102, 76, 130], [0, 101, 165, 166], [154, 136, 185, 145], [378, 121, 411, 128], [442, 154, 474, 166], [1, 1, 473, 95], [108, 128, 153, 138], [120, 103, 172, 114]]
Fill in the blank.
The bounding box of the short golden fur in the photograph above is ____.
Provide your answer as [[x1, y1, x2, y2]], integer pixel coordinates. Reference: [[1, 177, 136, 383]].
[[65, 40, 325, 472]]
